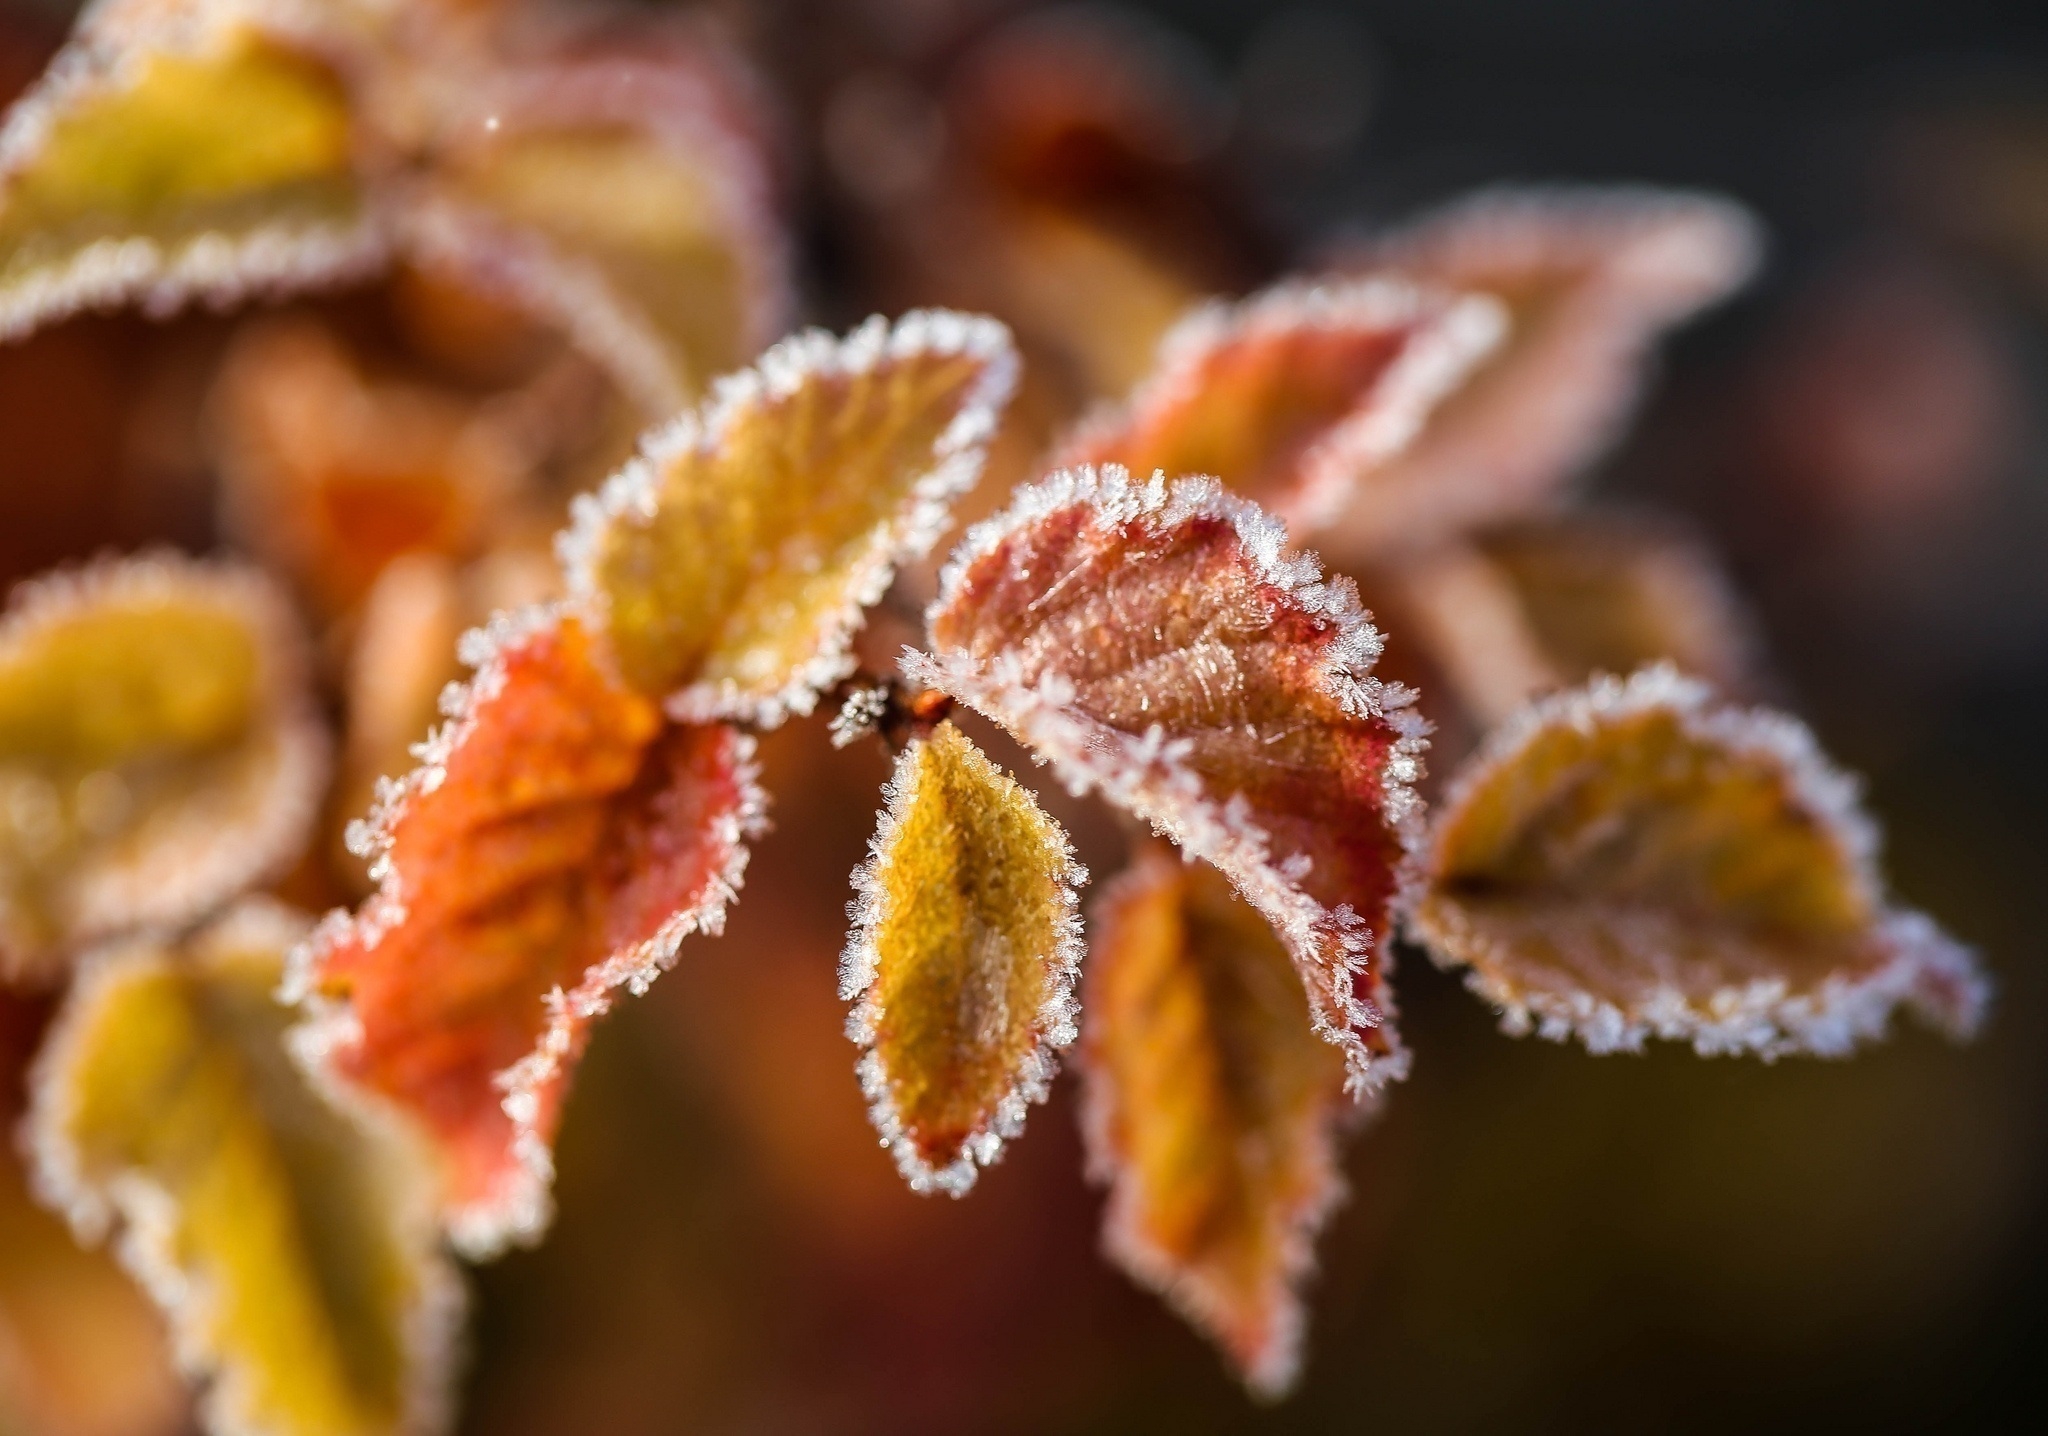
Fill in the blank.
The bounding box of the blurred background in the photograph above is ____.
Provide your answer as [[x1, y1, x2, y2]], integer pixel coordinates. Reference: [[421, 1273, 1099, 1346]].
[[4, 0, 2048, 1431]]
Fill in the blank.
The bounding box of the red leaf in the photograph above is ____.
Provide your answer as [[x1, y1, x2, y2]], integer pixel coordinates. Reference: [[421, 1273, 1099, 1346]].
[[291, 609, 764, 1254], [914, 466, 1424, 1092]]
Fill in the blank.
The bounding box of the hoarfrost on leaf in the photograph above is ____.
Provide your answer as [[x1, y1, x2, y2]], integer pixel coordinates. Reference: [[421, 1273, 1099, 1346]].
[[1411, 665, 1989, 1057], [1080, 844, 1352, 1401], [1062, 275, 1504, 532], [1320, 185, 1763, 560], [25, 899, 463, 1436], [288, 607, 765, 1256], [914, 465, 1424, 1095], [842, 722, 1084, 1196], [560, 309, 1018, 726], [0, 552, 327, 981]]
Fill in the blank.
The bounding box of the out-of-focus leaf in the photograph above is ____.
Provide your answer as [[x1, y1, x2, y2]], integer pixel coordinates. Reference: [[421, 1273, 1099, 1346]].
[[0, 554, 327, 981], [406, 36, 791, 416], [0, 990, 187, 1436], [1412, 666, 1989, 1056], [25, 901, 461, 1436], [1474, 511, 1759, 695], [562, 311, 1017, 726], [1321, 186, 1761, 560], [1080, 844, 1349, 1399], [0, 3, 789, 416], [839, 721, 1084, 1195], [1063, 277, 1503, 531], [291, 609, 764, 1255], [213, 319, 524, 617], [1378, 511, 1761, 732], [913, 466, 1425, 1093], [0, 2, 376, 341]]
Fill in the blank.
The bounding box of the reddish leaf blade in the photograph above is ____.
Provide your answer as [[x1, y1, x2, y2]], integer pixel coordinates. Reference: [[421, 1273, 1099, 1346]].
[[1082, 844, 1351, 1399], [291, 608, 764, 1255], [915, 466, 1425, 1093], [1062, 277, 1502, 531], [1413, 666, 1988, 1056], [1323, 186, 1761, 559]]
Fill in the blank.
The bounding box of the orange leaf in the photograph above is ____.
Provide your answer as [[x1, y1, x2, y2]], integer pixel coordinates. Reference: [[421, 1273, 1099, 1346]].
[[1413, 666, 1988, 1056], [213, 319, 524, 617], [291, 609, 764, 1254], [1081, 844, 1350, 1399], [1321, 186, 1761, 559], [1062, 277, 1502, 531], [915, 466, 1425, 1092], [840, 721, 1084, 1195]]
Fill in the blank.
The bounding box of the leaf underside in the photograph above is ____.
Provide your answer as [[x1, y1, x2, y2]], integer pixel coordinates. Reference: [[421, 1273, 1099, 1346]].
[[1413, 666, 1987, 1056]]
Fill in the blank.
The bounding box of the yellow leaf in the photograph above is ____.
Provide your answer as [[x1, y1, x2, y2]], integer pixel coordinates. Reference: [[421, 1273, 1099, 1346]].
[[1, 991, 186, 1436], [25, 901, 461, 1436], [0, 8, 373, 340], [1320, 186, 1761, 560], [841, 722, 1084, 1195], [1080, 845, 1350, 1400], [0, 555, 327, 980], [1413, 666, 1988, 1056], [562, 311, 1018, 725]]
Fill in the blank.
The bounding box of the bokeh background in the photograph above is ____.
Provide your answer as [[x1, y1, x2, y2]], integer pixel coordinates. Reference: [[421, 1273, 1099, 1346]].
[[5, 0, 2048, 1431]]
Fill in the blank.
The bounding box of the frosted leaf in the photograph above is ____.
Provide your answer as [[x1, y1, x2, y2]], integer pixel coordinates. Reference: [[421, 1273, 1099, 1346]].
[[1379, 512, 1760, 731], [0, 0, 381, 341], [25, 900, 462, 1436], [915, 465, 1424, 1095], [400, 29, 791, 416], [289, 608, 765, 1256], [0, 553, 328, 982], [0, 988, 187, 1436], [1062, 276, 1504, 531], [842, 722, 1084, 1196], [212, 318, 525, 619], [561, 310, 1018, 727], [0, 2, 790, 415], [1080, 845, 1351, 1400], [1412, 666, 1989, 1057], [1320, 186, 1763, 559]]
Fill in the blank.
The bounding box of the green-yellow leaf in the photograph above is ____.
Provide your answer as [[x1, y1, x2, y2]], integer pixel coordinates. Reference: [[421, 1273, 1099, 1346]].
[[562, 311, 1017, 725], [0, 8, 372, 340], [25, 901, 460, 1436], [0, 554, 327, 981], [840, 721, 1085, 1195]]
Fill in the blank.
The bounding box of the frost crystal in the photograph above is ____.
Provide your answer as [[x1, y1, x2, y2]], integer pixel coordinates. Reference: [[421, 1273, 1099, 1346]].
[[917, 465, 1426, 1095]]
